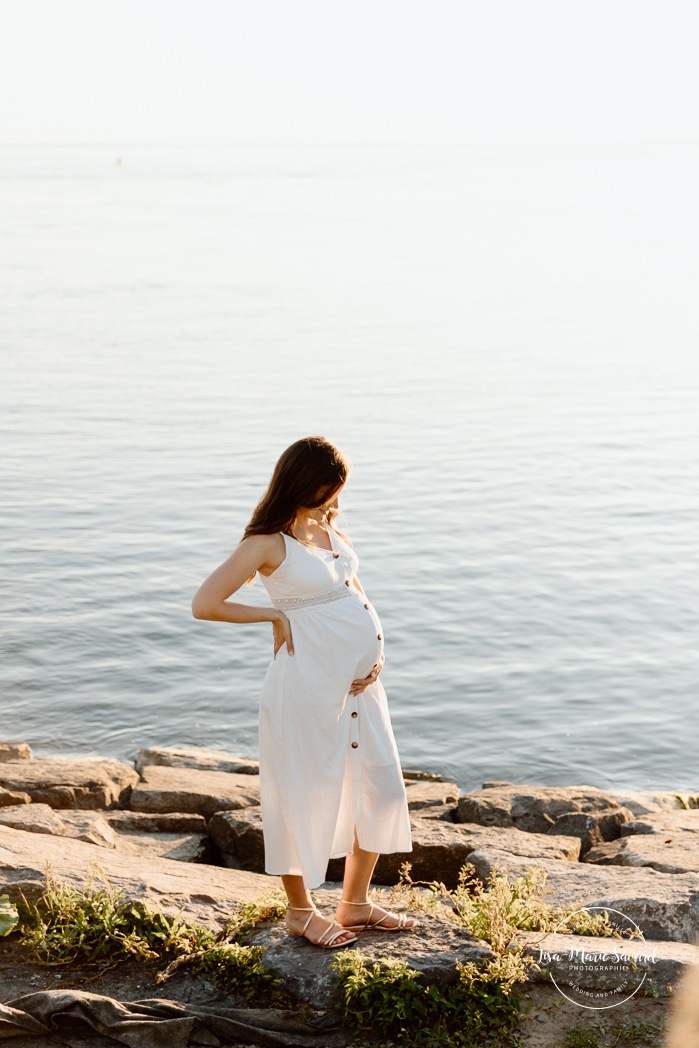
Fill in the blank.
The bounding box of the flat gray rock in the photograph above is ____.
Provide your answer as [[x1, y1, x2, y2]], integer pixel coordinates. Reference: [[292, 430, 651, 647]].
[[403, 779, 459, 810], [517, 929, 699, 996], [0, 802, 65, 834], [548, 807, 634, 856], [586, 835, 699, 875], [0, 824, 277, 930], [0, 743, 32, 762], [0, 759, 138, 809], [0, 787, 31, 808], [209, 806, 266, 870], [248, 885, 494, 1009], [608, 789, 699, 815], [130, 765, 260, 816], [467, 847, 699, 942], [622, 809, 699, 836], [0, 804, 116, 846], [210, 806, 580, 888], [477, 786, 696, 819], [0, 804, 212, 862], [134, 745, 259, 776], [366, 816, 581, 888], [457, 784, 628, 833], [106, 811, 207, 833]]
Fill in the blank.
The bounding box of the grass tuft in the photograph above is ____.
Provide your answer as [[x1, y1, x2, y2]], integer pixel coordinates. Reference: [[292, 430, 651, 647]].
[[562, 1017, 664, 1047], [17, 865, 211, 967], [332, 947, 523, 1047], [332, 859, 645, 1046], [11, 864, 288, 1004]]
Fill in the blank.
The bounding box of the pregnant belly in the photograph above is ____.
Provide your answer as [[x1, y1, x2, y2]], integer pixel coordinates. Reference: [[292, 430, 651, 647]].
[[287, 594, 385, 687], [348, 605, 384, 681]]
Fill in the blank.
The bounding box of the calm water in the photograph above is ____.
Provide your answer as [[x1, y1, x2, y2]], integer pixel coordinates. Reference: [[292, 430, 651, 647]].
[[2, 143, 698, 794]]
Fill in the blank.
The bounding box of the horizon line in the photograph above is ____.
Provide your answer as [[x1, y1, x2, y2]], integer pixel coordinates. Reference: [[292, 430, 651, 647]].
[[0, 138, 697, 149]]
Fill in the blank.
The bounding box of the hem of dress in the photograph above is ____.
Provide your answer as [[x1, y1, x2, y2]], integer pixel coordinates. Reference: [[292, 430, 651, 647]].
[[329, 847, 354, 860], [264, 840, 413, 877], [265, 869, 327, 890], [364, 845, 414, 855]]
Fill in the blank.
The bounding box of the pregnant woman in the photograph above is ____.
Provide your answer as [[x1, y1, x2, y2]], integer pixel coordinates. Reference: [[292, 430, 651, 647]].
[[192, 436, 415, 949]]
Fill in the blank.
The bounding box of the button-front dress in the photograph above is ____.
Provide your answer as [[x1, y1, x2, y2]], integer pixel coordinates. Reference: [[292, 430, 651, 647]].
[[257, 525, 412, 889]]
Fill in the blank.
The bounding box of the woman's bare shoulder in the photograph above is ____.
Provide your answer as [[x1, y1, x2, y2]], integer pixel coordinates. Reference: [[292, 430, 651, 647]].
[[241, 532, 285, 574], [240, 531, 280, 548]]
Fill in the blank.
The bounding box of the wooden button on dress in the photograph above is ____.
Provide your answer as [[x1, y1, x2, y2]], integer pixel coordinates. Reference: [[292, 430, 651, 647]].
[[351, 711, 358, 718], [351, 741, 358, 748]]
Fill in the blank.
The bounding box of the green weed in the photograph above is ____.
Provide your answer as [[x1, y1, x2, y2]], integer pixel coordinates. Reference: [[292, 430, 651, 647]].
[[0, 895, 19, 937], [12, 865, 288, 1005], [17, 866, 211, 966], [193, 940, 287, 1003], [334, 859, 640, 1046], [332, 948, 522, 1047], [562, 1017, 664, 1047], [384, 860, 629, 993]]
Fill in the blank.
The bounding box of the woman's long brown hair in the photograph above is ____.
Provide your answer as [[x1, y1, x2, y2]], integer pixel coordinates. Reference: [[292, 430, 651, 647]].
[[242, 436, 352, 583]]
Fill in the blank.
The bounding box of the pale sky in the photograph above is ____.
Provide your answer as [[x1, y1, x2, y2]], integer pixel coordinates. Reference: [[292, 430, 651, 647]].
[[1, 0, 697, 145]]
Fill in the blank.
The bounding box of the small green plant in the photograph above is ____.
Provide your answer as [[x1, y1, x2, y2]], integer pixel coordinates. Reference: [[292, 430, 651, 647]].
[[333, 950, 425, 1028], [385, 860, 627, 992], [155, 889, 289, 1006], [673, 794, 699, 810], [17, 866, 213, 967], [221, 892, 287, 942], [348, 860, 638, 1045], [612, 1019, 665, 1045], [13, 867, 288, 1005], [428, 861, 620, 944], [193, 940, 286, 1004], [562, 1021, 608, 1048], [562, 1017, 664, 1047], [0, 895, 19, 937], [332, 948, 523, 1047], [379, 861, 445, 915], [639, 978, 673, 999]]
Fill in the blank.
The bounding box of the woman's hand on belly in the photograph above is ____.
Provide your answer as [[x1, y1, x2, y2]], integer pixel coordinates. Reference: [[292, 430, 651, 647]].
[[349, 651, 385, 695]]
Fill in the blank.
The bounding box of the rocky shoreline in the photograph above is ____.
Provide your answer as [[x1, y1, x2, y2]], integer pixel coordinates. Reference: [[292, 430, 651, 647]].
[[1, 741, 699, 1044]]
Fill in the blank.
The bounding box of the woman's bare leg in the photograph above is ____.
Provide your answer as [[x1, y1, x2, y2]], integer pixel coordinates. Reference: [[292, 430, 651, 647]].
[[282, 873, 356, 944], [336, 826, 416, 929], [281, 873, 313, 911], [340, 826, 380, 900]]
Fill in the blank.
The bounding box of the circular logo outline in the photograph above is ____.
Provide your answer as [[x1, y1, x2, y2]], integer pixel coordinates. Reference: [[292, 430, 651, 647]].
[[544, 906, 647, 1010]]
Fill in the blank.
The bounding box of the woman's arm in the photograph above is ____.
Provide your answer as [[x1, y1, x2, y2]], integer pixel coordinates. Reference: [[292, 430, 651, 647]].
[[191, 534, 294, 655], [191, 535, 275, 621]]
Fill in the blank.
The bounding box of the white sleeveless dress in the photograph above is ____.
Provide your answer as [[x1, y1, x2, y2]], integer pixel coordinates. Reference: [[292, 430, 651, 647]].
[[257, 525, 412, 889]]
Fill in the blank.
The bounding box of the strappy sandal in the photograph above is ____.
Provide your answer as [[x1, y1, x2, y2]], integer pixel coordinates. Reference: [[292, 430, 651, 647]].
[[286, 906, 358, 949], [337, 898, 418, 932]]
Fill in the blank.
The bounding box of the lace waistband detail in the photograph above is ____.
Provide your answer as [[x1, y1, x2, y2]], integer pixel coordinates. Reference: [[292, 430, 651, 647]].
[[270, 584, 352, 611]]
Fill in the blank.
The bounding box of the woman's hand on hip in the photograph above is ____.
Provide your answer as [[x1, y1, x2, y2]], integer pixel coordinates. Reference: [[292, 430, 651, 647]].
[[349, 651, 385, 695], [272, 611, 294, 657]]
